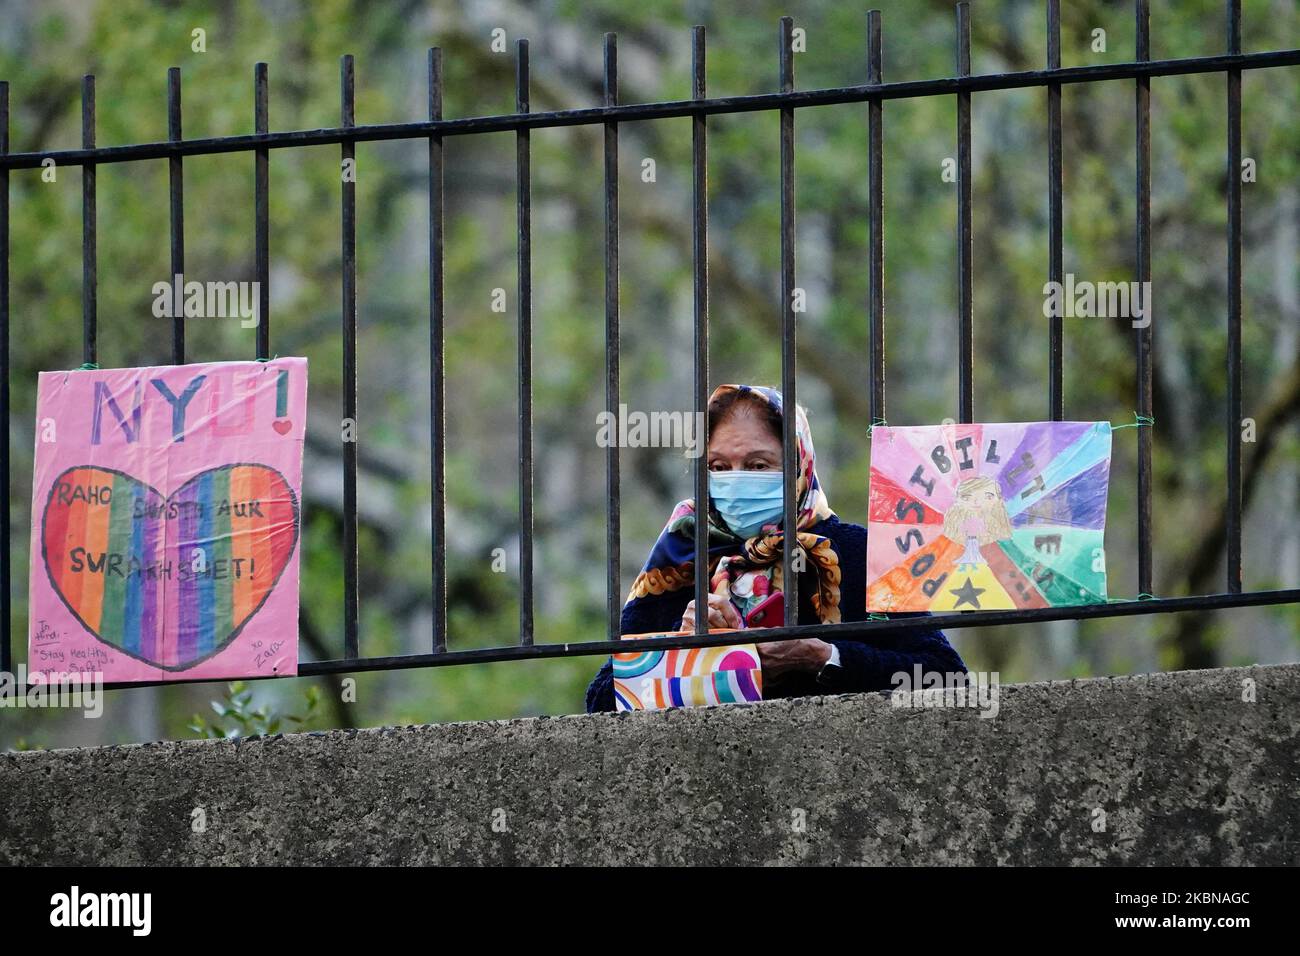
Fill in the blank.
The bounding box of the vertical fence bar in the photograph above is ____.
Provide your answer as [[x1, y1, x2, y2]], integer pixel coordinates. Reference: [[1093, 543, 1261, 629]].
[[82, 76, 97, 367], [167, 68, 184, 364], [1225, 0, 1243, 593], [0, 81, 9, 675], [955, 3, 973, 424], [254, 63, 270, 360], [867, 11, 884, 426], [1135, 0, 1154, 596], [340, 54, 359, 658], [516, 39, 534, 646], [691, 26, 709, 636], [603, 34, 621, 641], [1047, 0, 1064, 420], [429, 47, 447, 651], [779, 16, 798, 627]]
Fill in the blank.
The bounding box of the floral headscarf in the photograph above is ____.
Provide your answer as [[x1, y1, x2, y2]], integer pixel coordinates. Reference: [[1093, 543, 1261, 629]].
[[623, 384, 842, 627]]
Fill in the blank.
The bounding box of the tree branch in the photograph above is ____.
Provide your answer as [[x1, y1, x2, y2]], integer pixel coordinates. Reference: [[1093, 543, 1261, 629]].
[[1162, 356, 1300, 666]]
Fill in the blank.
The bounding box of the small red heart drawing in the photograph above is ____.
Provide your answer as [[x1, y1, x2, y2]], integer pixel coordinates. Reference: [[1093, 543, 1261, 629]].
[[272, 419, 292, 435]]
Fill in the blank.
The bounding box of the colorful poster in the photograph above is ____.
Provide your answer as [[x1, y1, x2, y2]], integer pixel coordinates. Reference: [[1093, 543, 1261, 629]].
[[612, 644, 763, 711], [28, 358, 307, 683], [866, 421, 1111, 612]]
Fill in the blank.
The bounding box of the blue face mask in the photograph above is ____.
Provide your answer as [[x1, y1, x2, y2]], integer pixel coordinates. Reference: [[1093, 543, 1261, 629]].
[[708, 470, 786, 539]]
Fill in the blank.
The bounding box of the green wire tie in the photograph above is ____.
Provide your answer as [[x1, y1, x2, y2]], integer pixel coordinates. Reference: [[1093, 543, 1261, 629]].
[[1106, 592, 1158, 604], [867, 417, 888, 436], [76, 362, 99, 371], [868, 613, 891, 622], [1112, 412, 1155, 430]]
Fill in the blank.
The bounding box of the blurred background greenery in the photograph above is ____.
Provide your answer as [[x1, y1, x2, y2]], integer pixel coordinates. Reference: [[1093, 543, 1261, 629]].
[[1, 0, 1296, 748]]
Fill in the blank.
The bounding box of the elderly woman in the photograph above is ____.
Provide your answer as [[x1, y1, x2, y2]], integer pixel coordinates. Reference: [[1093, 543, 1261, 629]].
[[585, 383, 966, 713]]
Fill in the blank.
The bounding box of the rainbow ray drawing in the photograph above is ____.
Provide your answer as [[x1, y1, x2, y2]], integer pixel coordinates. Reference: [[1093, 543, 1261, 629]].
[[866, 421, 1111, 612]]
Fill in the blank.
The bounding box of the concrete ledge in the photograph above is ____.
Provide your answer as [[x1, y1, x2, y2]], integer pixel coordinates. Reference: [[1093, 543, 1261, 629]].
[[2, 663, 1298, 865]]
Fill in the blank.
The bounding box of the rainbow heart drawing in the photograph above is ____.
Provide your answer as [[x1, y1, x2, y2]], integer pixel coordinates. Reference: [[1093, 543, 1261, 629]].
[[41, 463, 300, 671]]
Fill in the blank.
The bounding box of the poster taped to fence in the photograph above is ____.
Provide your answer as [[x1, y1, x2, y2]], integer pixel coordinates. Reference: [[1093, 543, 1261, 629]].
[[28, 358, 307, 684], [866, 421, 1111, 612]]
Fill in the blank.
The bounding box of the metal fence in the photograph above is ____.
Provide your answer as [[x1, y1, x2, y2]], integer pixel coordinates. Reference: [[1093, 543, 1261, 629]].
[[1, 1, 1298, 686]]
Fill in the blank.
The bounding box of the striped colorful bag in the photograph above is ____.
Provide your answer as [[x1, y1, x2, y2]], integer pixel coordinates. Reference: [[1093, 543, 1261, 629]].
[[611, 642, 763, 711]]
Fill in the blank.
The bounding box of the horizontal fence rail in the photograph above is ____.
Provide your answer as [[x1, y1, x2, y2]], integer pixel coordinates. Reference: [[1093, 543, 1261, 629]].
[[0, 2, 1298, 691], [3, 52, 1300, 169], [84, 591, 1300, 690]]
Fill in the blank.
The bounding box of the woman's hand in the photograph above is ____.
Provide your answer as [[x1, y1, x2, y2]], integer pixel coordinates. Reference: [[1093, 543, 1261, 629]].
[[756, 639, 832, 686], [679, 593, 743, 631]]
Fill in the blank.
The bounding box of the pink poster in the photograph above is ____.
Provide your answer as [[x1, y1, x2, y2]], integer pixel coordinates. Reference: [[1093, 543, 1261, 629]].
[[27, 358, 307, 684]]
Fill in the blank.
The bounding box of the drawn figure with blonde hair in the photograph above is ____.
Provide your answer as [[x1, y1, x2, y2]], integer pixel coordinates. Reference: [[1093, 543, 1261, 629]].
[[942, 476, 1013, 567]]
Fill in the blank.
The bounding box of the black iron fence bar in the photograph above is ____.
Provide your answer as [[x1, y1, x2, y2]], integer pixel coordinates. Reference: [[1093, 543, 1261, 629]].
[[516, 39, 534, 647], [254, 62, 270, 361], [1047, 0, 1063, 421], [0, 80, 8, 675], [296, 586, 1300, 669], [84, 586, 1300, 689], [691, 26, 708, 638], [167, 68, 184, 364], [1135, 1, 1154, 597], [603, 33, 621, 642], [8, 51, 1296, 172], [428, 47, 447, 652], [340, 54, 359, 658], [956, 3, 973, 424], [779, 17, 797, 627], [866, 10, 884, 426], [81, 76, 96, 366], [1226, 0, 1243, 593], [295, 588, 1300, 672]]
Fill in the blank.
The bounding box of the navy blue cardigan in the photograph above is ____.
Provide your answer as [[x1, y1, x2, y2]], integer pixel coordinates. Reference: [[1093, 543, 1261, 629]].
[[585, 514, 966, 712]]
